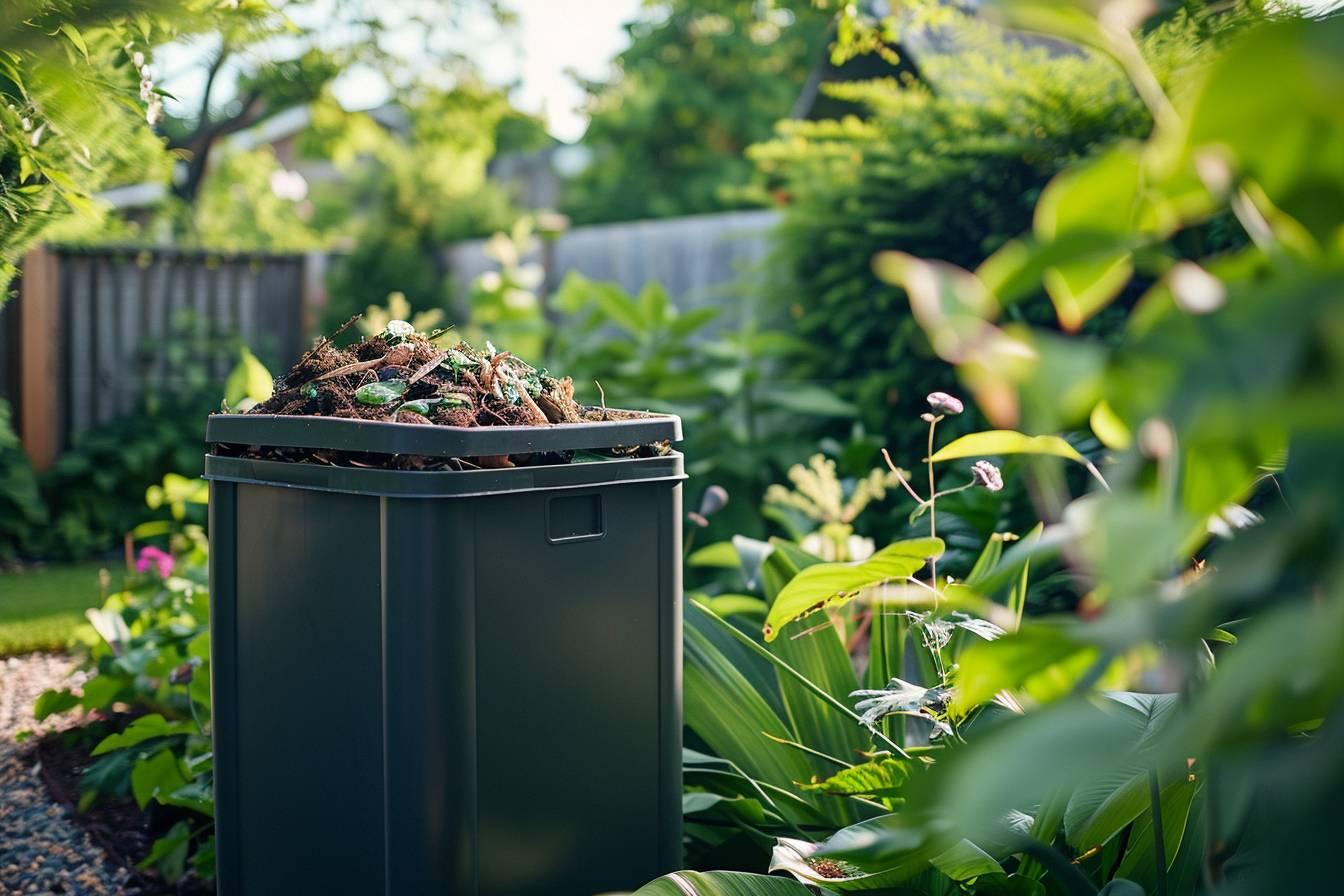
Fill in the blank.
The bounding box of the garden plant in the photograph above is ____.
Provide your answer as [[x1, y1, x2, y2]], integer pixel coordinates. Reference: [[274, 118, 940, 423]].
[[635, 1, 1344, 894]]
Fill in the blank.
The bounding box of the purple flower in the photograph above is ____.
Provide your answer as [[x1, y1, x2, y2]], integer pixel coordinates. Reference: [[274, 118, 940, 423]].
[[970, 460, 1004, 492], [135, 546, 174, 579], [926, 392, 964, 416]]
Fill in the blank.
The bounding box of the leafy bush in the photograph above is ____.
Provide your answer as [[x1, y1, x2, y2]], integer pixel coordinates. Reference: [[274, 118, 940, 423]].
[[547, 270, 858, 540], [0, 399, 47, 563], [0, 1, 213, 294], [749, 4, 1253, 463], [35, 472, 213, 885]]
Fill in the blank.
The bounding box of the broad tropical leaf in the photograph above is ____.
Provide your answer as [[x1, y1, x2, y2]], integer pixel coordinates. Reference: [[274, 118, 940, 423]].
[[763, 539, 943, 642], [631, 870, 816, 895]]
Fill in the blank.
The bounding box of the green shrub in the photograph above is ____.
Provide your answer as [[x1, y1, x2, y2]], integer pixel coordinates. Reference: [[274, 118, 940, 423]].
[[0, 399, 47, 563], [35, 472, 213, 885], [749, 6, 1253, 463], [547, 270, 858, 540]]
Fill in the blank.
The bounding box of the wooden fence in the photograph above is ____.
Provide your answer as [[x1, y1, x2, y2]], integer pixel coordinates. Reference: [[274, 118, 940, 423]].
[[0, 246, 310, 470], [0, 210, 780, 469]]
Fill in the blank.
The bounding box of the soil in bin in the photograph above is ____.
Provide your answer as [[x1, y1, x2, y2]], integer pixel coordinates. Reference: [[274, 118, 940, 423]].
[[216, 319, 670, 471]]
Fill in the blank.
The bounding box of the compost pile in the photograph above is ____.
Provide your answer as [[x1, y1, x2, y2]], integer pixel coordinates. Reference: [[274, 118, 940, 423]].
[[212, 320, 669, 471]]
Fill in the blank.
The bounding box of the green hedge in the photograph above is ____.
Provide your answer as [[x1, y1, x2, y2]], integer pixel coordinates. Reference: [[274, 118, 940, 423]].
[[750, 8, 1252, 465]]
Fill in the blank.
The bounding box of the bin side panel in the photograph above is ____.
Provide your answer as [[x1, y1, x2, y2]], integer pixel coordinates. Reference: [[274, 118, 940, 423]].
[[659, 482, 684, 873], [475, 481, 678, 896], [230, 484, 386, 894], [383, 498, 478, 893], [208, 482, 242, 895]]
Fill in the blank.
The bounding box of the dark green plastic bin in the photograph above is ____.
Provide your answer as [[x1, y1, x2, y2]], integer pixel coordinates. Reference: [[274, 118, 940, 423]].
[[204, 413, 684, 896]]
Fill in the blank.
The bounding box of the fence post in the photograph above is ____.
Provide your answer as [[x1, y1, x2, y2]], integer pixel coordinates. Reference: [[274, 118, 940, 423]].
[[19, 246, 60, 471], [301, 251, 328, 340]]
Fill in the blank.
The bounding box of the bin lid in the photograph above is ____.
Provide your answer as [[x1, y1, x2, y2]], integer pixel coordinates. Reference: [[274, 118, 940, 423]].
[[206, 411, 682, 458]]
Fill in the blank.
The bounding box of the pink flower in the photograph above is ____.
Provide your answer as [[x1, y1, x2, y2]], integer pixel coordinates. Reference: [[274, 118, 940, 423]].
[[136, 546, 174, 579]]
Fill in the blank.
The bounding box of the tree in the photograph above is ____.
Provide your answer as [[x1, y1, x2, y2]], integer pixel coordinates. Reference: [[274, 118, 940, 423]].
[[157, 0, 515, 206], [0, 0, 232, 295], [563, 0, 832, 226]]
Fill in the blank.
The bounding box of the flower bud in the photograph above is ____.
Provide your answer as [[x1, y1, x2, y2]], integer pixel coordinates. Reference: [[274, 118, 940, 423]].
[[926, 392, 964, 415], [970, 460, 1004, 492], [698, 485, 729, 519]]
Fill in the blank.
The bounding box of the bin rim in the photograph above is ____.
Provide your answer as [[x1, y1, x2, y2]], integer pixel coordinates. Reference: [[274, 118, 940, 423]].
[[203, 451, 684, 498], [206, 410, 681, 458]]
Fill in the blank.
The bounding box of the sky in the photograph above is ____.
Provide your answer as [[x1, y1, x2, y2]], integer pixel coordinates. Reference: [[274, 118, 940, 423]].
[[477, 0, 645, 143], [159, 0, 645, 146]]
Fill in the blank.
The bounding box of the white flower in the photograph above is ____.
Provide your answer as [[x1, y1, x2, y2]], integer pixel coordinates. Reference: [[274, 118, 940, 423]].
[[132, 51, 145, 68]]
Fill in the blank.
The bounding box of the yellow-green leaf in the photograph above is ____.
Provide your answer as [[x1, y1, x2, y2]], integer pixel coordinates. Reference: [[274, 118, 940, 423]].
[[59, 23, 89, 60], [223, 347, 273, 408], [928, 430, 1084, 464], [1090, 400, 1132, 451], [763, 538, 943, 642]]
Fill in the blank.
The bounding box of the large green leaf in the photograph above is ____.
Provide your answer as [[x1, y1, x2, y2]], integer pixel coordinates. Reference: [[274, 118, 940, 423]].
[[92, 713, 195, 756], [683, 616, 821, 807], [951, 622, 1098, 714], [1175, 17, 1344, 243], [762, 547, 871, 801], [799, 757, 912, 808], [1063, 694, 1179, 851], [763, 538, 943, 642], [926, 431, 1083, 464], [131, 748, 189, 810], [1113, 777, 1199, 893], [631, 871, 816, 895]]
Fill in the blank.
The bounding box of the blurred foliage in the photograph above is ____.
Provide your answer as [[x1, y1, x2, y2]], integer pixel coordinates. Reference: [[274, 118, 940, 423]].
[[0, 0, 239, 296], [318, 84, 527, 333], [356, 291, 444, 339], [463, 215, 547, 359], [0, 399, 47, 563], [749, 2, 1256, 469], [179, 146, 328, 251], [563, 0, 831, 225]]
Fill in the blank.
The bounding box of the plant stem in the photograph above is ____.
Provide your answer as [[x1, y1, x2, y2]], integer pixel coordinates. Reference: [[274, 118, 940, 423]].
[[927, 416, 940, 589], [1009, 834, 1100, 896], [881, 448, 925, 504], [1150, 768, 1169, 896]]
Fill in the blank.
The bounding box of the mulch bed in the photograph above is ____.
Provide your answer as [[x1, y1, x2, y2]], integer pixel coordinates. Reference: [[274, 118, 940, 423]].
[[35, 722, 212, 896]]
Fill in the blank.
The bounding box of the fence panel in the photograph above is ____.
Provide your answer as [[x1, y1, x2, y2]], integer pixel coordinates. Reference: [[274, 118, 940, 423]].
[[8, 246, 307, 468], [442, 209, 779, 324]]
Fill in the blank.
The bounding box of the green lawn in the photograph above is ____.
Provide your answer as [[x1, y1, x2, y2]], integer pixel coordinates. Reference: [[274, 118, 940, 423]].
[[0, 562, 121, 656]]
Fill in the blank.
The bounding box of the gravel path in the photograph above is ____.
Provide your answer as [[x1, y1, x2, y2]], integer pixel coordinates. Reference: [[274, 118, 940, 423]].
[[1, 652, 128, 895]]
